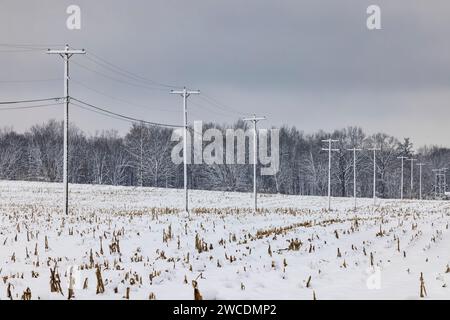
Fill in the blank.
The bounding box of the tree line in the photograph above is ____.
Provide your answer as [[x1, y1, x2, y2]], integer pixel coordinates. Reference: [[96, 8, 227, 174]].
[[0, 119, 448, 199]]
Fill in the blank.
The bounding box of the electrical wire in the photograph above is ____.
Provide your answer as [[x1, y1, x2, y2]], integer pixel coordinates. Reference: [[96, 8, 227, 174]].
[[189, 100, 239, 120], [0, 102, 64, 111], [0, 43, 61, 48], [0, 44, 61, 53], [85, 51, 181, 89], [0, 97, 63, 105], [71, 78, 178, 113], [0, 78, 61, 83], [70, 97, 182, 128], [1, 43, 252, 120], [84, 50, 252, 118], [70, 101, 140, 124], [71, 101, 205, 138], [71, 60, 169, 92], [199, 94, 251, 117], [0, 49, 41, 53], [73, 48, 251, 118]]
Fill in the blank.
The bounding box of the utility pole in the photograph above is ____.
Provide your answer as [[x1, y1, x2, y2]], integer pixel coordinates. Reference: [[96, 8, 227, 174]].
[[322, 139, 339, 211], [416, 163, 426, 200], [368, 147, 381, 205], [139, 121, 144, 187], [243, 115, 266, 213], [407, 158, 417, 199], [170, 87, 200, 215], [347, 147, 362, 210], [442, 168, 448, 194], [397, 156, 408, 200], [439, 173, 444, 196], [47, 44, 85, 215]]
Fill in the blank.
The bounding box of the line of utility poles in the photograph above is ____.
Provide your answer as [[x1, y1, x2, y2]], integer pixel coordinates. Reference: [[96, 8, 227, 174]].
[[47, 44, 85, 216], [322, 139, 339, 210], [314, 146, 442, 204], [43, 45, 272, 216], [347, 147, 362, 210], [243, 115, 266, 213], [431, 168, 448, 198], [368, 147, 381, 205], [170, 87, 200, 215], [41, 45, 442, 217]]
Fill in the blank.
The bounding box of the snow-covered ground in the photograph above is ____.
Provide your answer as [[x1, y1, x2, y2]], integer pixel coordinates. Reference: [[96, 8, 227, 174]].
[[0, 180, 449, 300]]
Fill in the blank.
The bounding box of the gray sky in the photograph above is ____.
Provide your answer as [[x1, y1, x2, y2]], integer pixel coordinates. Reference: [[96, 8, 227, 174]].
[[1, 0, 450, 148]]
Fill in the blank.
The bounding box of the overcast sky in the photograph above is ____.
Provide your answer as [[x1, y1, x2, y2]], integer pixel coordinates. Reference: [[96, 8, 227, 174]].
[[1, 0, 450, 148]]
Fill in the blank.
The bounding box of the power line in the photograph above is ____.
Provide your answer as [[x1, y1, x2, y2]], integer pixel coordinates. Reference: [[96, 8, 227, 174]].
[[76, 49, 251, 118], [70, 101, 141, 124], [0, 44, 41, 50], [73, 102, 201, 136], [199, 94, 251, 117], [189, 100, 239, 120], [72, 63, 241, 119], [71, 60, 169, 92], [0, 44, 63, 54], [82, 50, 249, 115], [0, 97, 63, 105], [86, 56, 252, 117], [85, 50, 181, 89], [1, 44, 251, 119], [0, 43, 64, 50], [70, 97, 182, 128], [0, 102, 64, 111], [0, 49, 42, 53], [71, 78, 179, 113], [0, 78, 61, 83], [83, 50, 250, 117]]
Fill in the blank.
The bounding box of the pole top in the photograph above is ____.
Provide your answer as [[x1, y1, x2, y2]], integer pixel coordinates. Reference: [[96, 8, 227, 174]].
[[321, 139, 338, 143], [47, 45, 86, 55], [243, 115, 266, 122], [321, 148, 339, 151], [170, 87, 200, 95]]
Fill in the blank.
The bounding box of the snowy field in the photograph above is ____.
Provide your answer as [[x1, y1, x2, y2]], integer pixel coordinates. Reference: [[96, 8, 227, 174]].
[[0, 180, 449, 300]]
